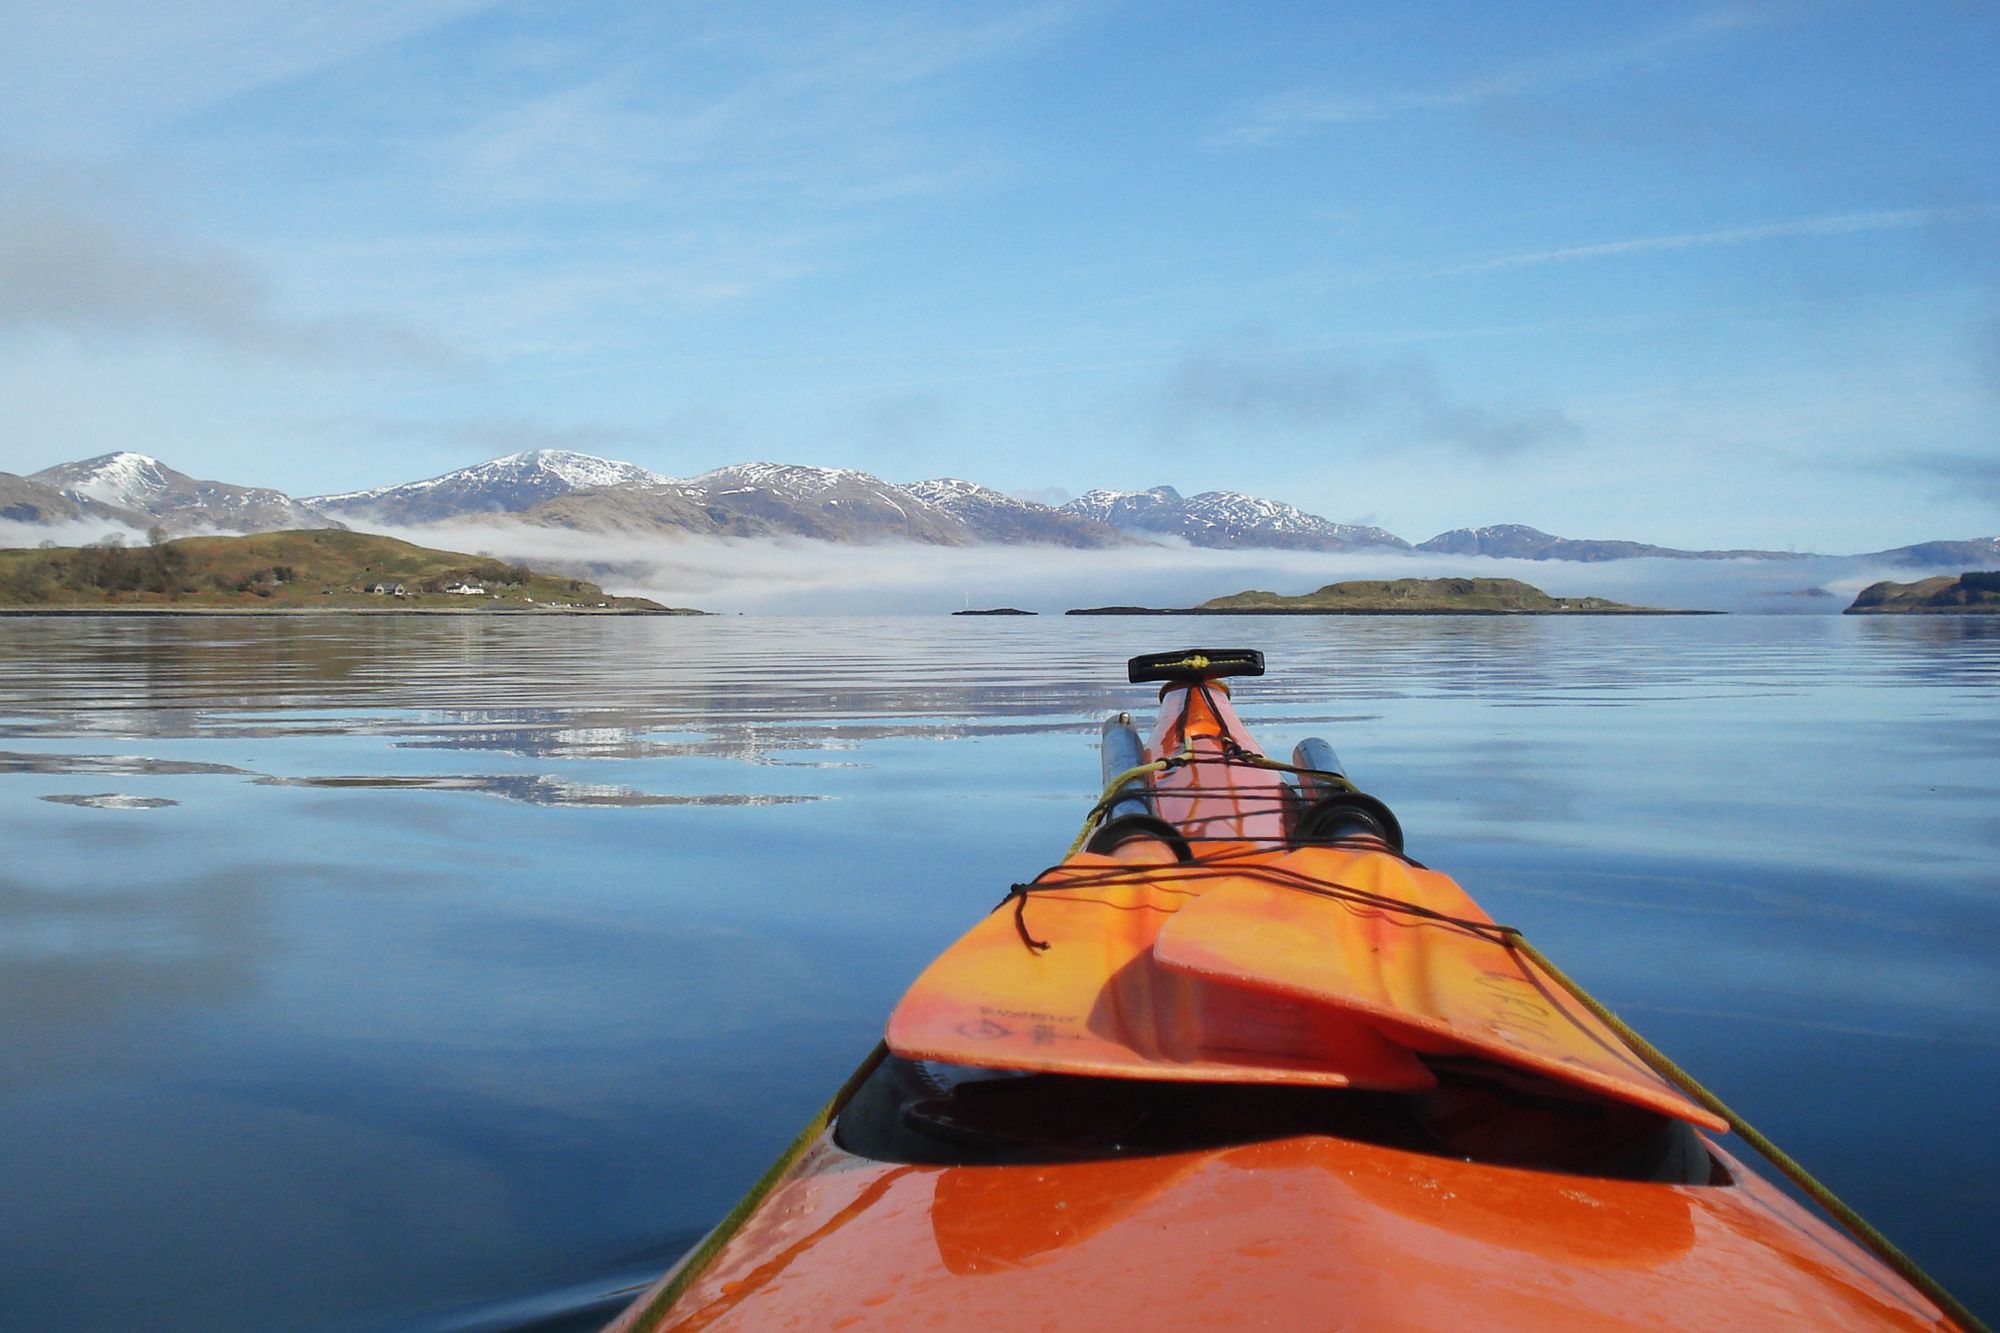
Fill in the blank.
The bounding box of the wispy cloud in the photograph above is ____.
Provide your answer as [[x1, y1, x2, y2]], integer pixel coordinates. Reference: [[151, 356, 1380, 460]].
[[305, 5, 1079, 339], [0, 198, 462, 366], [1399, 205, 2000, 281], [1208, 7, 1769, 148], [1153, 343, 1581, 457], [0, 0, 494, 150], [1904, 450, 2000, 503], [431, 6, 1068, 213]]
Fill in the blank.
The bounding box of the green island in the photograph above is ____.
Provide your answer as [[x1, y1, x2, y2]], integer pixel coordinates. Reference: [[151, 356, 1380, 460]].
[[1845, 571, 2000, 614], [1069, 576, 1709, 616], [0, 529, 700, 614]]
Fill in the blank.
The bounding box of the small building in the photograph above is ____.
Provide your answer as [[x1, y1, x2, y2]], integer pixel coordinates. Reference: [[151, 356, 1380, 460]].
[[443, 582, 486, 595]]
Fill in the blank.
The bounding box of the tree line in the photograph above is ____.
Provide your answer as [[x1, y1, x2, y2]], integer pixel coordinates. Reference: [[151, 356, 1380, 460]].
[[0, 539, 200, 602]]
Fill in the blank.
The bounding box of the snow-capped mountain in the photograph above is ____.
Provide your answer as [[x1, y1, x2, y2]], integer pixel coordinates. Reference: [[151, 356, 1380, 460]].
[[0, 471, 148, 528], [28, 453, 337, 534], [677, 464, 973, 544], [1061, 485, 1407, 551], [902, 479, 1126, 548], [307, 449, 676, 524], [689, 462, 891, 500], [11, 449, 1995, 566], [497, 461, 982, 544]]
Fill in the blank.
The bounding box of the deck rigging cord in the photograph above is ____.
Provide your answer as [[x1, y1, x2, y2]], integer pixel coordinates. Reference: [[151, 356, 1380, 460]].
[[996, 871, 1987, 1332], [624, 694, 1988, 1332], [1043, 737, 1990, 1333]]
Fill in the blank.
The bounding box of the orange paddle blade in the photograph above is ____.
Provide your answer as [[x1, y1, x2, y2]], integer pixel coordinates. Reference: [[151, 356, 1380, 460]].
[[1150, 848, 1726, 1130], [886, 852, 1435, 1091]]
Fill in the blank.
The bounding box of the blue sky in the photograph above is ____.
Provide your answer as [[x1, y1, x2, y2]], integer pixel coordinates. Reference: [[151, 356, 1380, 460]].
[[2, 0, 1996, 550]]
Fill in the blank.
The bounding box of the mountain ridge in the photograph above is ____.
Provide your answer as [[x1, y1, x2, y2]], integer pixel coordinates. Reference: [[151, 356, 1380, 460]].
[[1060, 485, 1406, 550], [30, 453, 340, 535], [307, 449, 674, 525], [1414, 523, 1809, 563], [2, 471, 150, 528], [7, 448, 1994, 564]]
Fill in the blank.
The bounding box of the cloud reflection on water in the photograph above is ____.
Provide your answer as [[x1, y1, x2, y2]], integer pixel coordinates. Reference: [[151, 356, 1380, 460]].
[[0, 614, 1996, 1330]]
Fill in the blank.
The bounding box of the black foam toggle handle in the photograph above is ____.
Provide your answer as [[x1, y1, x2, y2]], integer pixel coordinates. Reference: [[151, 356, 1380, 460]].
[[1127, 648, 1266, 685]]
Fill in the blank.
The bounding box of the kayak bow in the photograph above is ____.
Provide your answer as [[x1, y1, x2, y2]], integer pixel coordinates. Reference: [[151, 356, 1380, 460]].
[[610, 649, 1981, 1332]]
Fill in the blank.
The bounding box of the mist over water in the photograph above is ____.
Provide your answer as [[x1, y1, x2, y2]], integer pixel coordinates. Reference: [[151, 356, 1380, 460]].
[[0, 614, 1995, 1329], [344, 523, 1946, 615], [2, 512, 1967, 617]]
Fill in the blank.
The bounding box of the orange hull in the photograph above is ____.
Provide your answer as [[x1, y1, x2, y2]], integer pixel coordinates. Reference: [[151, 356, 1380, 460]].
[[609, 660, 1966, 1331], [613, 1133, 1949, 1332]]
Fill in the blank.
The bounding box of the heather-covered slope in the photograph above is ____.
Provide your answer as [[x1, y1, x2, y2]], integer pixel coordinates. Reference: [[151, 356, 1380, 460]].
[[0, 530, 683, 611], [1846, 571, 2000, 614]]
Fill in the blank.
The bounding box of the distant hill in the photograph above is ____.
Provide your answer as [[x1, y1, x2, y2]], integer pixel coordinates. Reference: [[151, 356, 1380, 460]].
[[1071, 577, 1705, 615], [1199, 577, 1679, 613], [1414, 524, 1803, 562], [500, 481, 754, 538], [31, 453, 337, 534], [1859, 538, 2000, 568], [0, 529, 690, 612], [1845, 571, 2000, 614]]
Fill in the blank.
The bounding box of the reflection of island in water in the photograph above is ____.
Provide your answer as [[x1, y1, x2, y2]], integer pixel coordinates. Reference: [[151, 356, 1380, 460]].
[[4, 610, 1999, 1331], [257, 773, 821, 808], [1846, 571, 2000, 614], [1070, 577, 1713, 616], [6, 745, 822, 809]]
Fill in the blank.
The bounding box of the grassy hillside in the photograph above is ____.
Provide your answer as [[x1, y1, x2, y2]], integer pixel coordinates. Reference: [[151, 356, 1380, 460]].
[[0, 529, 692, 612], [1846, 571, 2000, 614], [1198, 577, 1651, 613]]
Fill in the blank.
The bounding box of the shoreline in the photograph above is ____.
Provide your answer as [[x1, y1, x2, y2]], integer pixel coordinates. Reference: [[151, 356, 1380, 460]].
[[1065, 606, 1720, 617], [0, 606, 700, 618]]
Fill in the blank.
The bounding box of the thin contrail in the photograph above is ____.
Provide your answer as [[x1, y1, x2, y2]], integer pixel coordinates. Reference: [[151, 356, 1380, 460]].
[[1405, 205, 2000, 280]]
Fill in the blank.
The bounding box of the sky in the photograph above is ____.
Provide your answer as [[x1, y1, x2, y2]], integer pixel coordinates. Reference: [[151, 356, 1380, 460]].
[[1, 0, 1996, 551]]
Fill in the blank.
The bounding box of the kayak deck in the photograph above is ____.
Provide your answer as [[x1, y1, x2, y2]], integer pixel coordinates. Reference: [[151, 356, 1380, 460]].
[[607, 650, 1970, 1332]]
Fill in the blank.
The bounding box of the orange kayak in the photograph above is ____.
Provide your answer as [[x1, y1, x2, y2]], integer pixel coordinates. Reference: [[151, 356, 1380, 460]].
[[609, 649, 1976, 1332]]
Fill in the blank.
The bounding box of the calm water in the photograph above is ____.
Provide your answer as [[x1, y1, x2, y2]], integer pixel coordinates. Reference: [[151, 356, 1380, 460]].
[[1, 614, 1995, 1330]]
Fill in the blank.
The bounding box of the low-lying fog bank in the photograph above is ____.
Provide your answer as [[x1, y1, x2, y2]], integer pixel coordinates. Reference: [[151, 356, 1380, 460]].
[[3, 516, 1959, 616], [354, 523, 1926, 615]]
